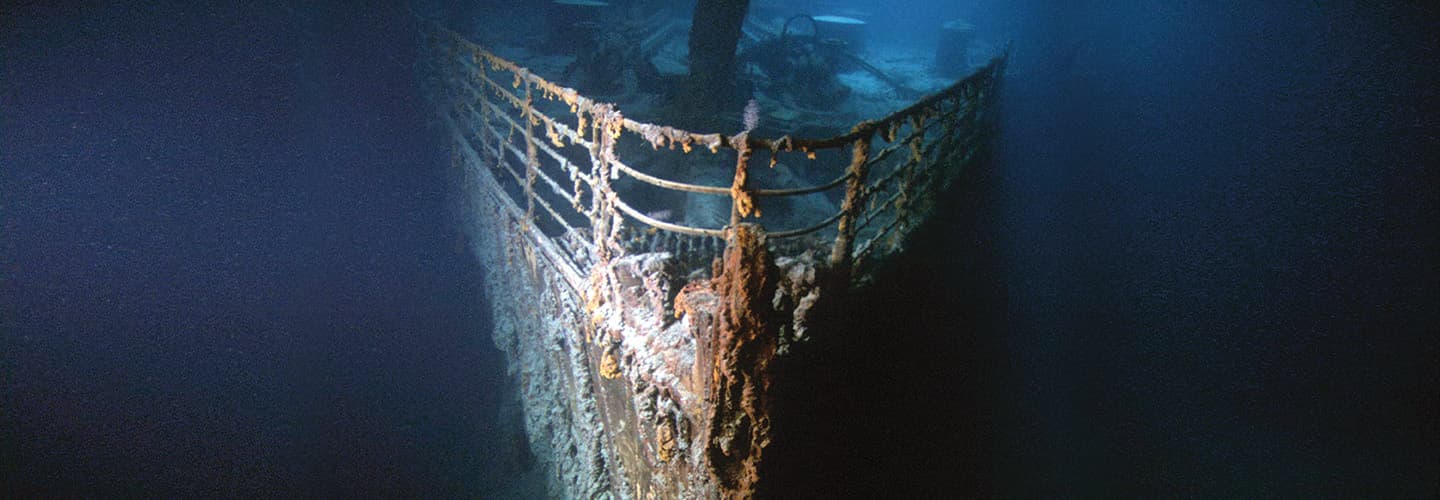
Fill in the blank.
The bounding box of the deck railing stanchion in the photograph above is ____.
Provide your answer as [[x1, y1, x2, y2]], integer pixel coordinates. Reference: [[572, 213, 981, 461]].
[[521, 81, 539, 230], [828, 127, 874, 268]]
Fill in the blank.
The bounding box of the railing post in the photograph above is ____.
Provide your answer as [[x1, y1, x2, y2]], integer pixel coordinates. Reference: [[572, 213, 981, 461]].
[[473, 57, 496, 169], [828, 128, 874, 268], [521, 81, 538, 229], [587, 104, 622, 264], [728, 132, 755, 228]]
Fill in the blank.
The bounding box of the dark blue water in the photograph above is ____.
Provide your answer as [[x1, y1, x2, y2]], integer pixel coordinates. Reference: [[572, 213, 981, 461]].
[[984, 2, 1439, 496], [4, 1, 1436, 497], [2, 3, 511, 496]]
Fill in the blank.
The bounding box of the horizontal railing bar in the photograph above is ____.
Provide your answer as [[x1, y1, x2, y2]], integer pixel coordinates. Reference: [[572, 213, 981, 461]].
[[754, 171, 850, 197], [454, 101, 588, 234], [868, 158, 912, 193], [441, 113, 588, 293], [463, 82, 593, 183], [460, 70, 593, 150], [611, 195, 729, 238], [473, 133, 590, 241], [470, 120, 587, 241], [465, 100, 589, 207], [853, 207, 907, 261], [611, 156, 852, 198], [609, 159, 730, 195], [768, 207, 845, 238], [865, 118, 939, 167], [855, 183, 908, 233]]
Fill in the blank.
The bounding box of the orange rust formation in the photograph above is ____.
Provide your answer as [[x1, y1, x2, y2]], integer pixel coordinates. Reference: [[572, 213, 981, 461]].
[[599, 347, 621, 379], [704, 224, 779, 499], [655, 417, 678, 463]]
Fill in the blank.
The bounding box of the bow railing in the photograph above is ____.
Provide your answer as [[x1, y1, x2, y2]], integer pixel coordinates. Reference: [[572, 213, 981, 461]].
[[420, 19, 1005, 285]]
